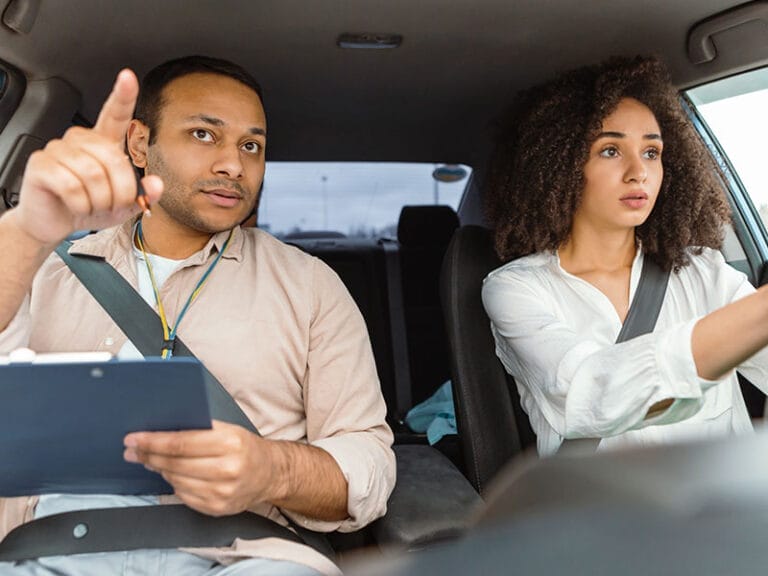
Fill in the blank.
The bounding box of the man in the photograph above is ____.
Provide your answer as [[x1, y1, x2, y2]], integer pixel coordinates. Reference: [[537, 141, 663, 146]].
[[0, 56, 394, 575]]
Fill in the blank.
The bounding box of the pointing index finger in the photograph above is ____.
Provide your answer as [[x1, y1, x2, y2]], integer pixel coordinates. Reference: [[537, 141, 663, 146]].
[[93, 68, 139, 143]]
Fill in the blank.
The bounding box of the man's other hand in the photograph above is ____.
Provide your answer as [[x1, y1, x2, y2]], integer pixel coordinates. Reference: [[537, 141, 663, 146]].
[[123, 420, 272, 517]]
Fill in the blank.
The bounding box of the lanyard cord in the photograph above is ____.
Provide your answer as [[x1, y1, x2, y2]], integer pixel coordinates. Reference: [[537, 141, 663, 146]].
[[135, 220, 233, 358]]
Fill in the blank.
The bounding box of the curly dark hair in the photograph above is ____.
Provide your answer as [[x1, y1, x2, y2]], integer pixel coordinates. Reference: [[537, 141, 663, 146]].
[[484, 55, 730, 271]]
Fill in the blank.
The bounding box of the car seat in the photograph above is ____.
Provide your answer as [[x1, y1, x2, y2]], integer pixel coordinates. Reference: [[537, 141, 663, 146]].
[[440, 225, 535, 494], [397, 205, 459, 406]]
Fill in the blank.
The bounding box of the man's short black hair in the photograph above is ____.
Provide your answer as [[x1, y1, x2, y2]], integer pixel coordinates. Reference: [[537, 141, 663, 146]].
[[134, 55, 264, 144]]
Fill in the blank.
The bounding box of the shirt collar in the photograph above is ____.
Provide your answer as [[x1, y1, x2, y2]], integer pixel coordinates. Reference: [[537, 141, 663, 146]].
[[553, 241, 644, 274], [67, 216, 245, 264]]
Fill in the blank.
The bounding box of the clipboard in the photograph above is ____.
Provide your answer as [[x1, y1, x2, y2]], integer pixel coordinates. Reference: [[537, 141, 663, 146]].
[[0, 356, 212, 496]]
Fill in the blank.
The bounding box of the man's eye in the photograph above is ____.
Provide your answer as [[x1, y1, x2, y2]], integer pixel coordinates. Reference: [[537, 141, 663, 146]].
[[242, 141, 261, 154], [192, 129, 214, 142]]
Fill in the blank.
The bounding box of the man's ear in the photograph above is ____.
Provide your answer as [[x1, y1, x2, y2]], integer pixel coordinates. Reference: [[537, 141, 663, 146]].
[[126, 120, 150, 168]]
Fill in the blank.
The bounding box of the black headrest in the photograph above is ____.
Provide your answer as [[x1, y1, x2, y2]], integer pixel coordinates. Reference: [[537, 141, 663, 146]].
[[397, 205, 460, 247]]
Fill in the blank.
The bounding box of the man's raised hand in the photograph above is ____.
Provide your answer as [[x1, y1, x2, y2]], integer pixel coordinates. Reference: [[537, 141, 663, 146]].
[[13, 69, 162, 246]]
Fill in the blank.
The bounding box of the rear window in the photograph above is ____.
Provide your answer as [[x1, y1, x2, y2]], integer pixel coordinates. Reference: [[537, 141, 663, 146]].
[[258, 162, 471, 239]]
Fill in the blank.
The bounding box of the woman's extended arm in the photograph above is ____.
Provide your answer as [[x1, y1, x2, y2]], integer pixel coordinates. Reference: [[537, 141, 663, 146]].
[[692, 285, 768, 381]]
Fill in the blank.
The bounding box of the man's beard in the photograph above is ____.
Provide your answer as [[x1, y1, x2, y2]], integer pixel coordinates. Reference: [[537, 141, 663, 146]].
[[146, 147, 256, 234]]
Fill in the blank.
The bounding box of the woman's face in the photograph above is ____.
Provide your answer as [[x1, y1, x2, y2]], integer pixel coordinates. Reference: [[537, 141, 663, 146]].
[[575, 97, 664, 235]]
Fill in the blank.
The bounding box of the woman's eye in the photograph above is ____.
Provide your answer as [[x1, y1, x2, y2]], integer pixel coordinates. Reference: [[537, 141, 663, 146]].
[[644, 147, 661, 160], [241, 141, 261, 154], [192, 129, 214, 142], [599, 146, 619, 158]]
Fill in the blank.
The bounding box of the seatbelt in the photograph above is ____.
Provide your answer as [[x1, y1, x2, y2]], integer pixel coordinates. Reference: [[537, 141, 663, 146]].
[[558, 256, 671, 455], [0, 240, 334, 561], [379, 238, 413, 422], [613, 256, 670, 344], [0, 506, 304, 562], [52, 242, 257, 434]]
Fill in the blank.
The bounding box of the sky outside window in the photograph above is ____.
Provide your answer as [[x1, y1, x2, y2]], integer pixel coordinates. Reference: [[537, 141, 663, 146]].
[[688, 69, 768, 226]]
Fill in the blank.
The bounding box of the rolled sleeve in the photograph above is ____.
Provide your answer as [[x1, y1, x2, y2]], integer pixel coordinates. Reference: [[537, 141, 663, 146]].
[[559, 323, 707, 437], [285, 259, 395, 532], [300, 432, 395, 532], [656, 318, 718, 396], [644, 319, 729, 427]]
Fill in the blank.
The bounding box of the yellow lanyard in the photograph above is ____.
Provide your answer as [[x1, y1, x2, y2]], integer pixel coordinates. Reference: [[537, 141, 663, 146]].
[[135, 221, 233, 358]]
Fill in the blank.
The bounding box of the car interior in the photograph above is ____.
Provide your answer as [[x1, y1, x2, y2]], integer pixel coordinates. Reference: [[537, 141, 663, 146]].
[[0, 0, 767, 571]]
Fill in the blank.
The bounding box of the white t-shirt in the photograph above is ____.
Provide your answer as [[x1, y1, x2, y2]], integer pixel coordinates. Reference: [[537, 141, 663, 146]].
[[117, 247, 183, 359], [482, 246, 768, 456]]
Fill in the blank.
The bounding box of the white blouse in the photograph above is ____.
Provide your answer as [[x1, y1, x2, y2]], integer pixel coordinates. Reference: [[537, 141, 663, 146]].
[[482, 247, 768, 456]]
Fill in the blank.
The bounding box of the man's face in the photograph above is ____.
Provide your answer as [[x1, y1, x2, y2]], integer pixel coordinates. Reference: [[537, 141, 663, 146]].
[[141, 72, 266, 234]]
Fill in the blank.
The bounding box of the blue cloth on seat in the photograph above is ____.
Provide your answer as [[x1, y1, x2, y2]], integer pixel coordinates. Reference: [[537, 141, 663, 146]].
[[405, 381, 456, 445]]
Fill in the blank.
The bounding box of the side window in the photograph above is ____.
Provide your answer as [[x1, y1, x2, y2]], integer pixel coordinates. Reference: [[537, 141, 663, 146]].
[[687, 67, 768, 230], [686, 66, 768, 281]]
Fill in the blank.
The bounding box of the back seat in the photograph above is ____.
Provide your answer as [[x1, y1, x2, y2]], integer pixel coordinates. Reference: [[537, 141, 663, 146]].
[[397, 205, 459, 405], [286, 206, 460, 439]]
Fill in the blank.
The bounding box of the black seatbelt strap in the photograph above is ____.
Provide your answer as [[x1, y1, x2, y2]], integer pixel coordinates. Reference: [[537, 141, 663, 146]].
[[0, 240, 334, 562], [558, 256, 671, 455], [614, 256, 670, 343], [0, 505, 303, 562], [379, 238, 413, 421]]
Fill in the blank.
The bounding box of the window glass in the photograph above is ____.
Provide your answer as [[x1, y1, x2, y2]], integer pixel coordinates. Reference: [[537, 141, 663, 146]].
[[687, 67, 768, 227], [258, 162, 471, 239]]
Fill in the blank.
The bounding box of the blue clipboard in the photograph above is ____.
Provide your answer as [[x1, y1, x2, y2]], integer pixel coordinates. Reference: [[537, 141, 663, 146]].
[[0, 357, 211, 496]]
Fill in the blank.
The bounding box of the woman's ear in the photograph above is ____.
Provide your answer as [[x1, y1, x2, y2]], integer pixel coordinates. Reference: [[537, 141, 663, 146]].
[[126, 120, 150, 168]]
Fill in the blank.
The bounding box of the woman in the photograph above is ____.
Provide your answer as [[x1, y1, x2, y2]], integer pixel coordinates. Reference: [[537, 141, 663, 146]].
[[481, 55, 768, 456]]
